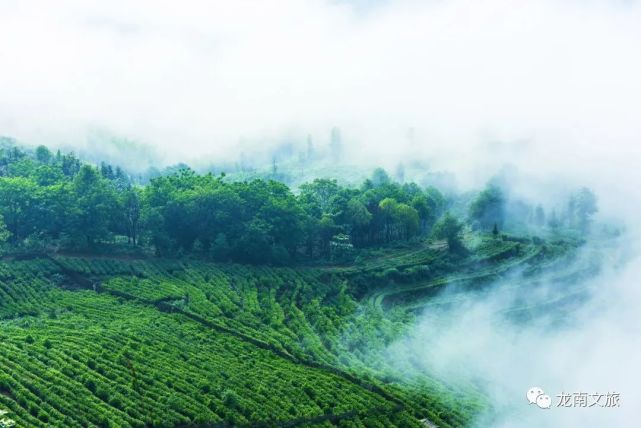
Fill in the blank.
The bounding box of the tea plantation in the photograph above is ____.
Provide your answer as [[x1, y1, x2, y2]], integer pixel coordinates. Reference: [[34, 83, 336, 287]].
[[0, 234, 591, 427]]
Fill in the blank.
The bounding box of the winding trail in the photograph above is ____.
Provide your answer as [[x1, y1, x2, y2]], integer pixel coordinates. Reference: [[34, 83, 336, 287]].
[[365, 245, 543, 310]]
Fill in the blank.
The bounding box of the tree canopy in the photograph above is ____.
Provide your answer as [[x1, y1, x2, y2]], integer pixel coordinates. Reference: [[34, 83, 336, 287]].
[[469, 185, 506, 231], [0, 142, 594, 262], [432, 212, 464, 251], [0, 144, 453, 263]]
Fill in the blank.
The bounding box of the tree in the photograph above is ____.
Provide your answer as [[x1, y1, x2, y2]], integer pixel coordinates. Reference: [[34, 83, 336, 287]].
[[573, 188, 598, 232], [32, 165, 64, 186], [100, 162, 115, 180], [0, 177, 38, 243], [378, 198, 398, 242], [432, 212, 464, 251], [192, 182, 243, 251], [35, 145, 52, 164], [425, 186, 446, 219], [299, 179, 340, 215], [469, 185, 506, 231], [0, 141, 471, 263], [71, 165, 118, 247], [534, 204, 546, 227], [345, 198, 372, 245], [318, 215, 339, 257], [346, 198, 372, 228], [370, 168, 391, 188], [210, 233, 231, 261], [306, 134, 315, 161], [257, 185, 305, 257], [141, 168, 200, 253], [411, 195, 433, 233], [396, 203, 419, 240], [121, 188, 141, 245], [234, 219, 273, 264], [0, 216, 9, 244], [60, 153, 81, 177], [548, 210, 560, 229]]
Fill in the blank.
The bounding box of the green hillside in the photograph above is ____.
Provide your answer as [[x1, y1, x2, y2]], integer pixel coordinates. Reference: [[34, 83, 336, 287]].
[[0, 142, 603, 427], [0, 259, 422, 427], [0, 229, 595, 427]]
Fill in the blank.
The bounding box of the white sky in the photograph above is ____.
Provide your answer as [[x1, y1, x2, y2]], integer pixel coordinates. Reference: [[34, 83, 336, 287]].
[[0, 0, 640, 208], [1, 2, 640, 426], [1, 0, 640, 171]]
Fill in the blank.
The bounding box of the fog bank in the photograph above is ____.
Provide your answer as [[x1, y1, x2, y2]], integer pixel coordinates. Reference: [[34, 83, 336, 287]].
[[1, 0, 640, 183]]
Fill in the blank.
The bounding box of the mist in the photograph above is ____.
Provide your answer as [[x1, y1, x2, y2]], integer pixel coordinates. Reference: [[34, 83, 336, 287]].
[[1, 0, 641, 180], [383, 227, 640, 426], [2, 1, 641, 426]]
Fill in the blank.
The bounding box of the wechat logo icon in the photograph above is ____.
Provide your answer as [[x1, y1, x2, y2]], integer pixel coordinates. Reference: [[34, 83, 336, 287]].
[[527, 386, 551, 409]]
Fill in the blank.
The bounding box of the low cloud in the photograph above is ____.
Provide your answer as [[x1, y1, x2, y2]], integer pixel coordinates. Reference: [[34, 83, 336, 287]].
[[1, 2, 640, 426], [0, 0, 640, 179], [385, 220, 641, 426]]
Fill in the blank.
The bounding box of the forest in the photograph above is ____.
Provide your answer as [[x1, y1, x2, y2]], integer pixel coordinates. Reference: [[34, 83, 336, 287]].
[[1, 1, 635, 425], [0, 141, 606, 428], [0, 218, 590, 427], [0, 142, 597, 265]]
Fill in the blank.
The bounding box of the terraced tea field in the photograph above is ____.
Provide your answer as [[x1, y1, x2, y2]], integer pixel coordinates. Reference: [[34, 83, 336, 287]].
[[0, 234, 593, 427], [0, 259, 427, 427]]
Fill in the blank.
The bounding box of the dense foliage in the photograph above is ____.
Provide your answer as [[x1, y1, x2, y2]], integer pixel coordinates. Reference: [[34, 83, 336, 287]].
[[0, 145, 452, 264], [1, 143, 600, 266], [0, 260, 426, 427], [0, 226, 588, 427], [0, 141, 603, 427]]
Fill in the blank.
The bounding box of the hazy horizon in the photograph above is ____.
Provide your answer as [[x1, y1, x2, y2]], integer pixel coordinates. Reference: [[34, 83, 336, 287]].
[[1, 1, 640, 426]]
